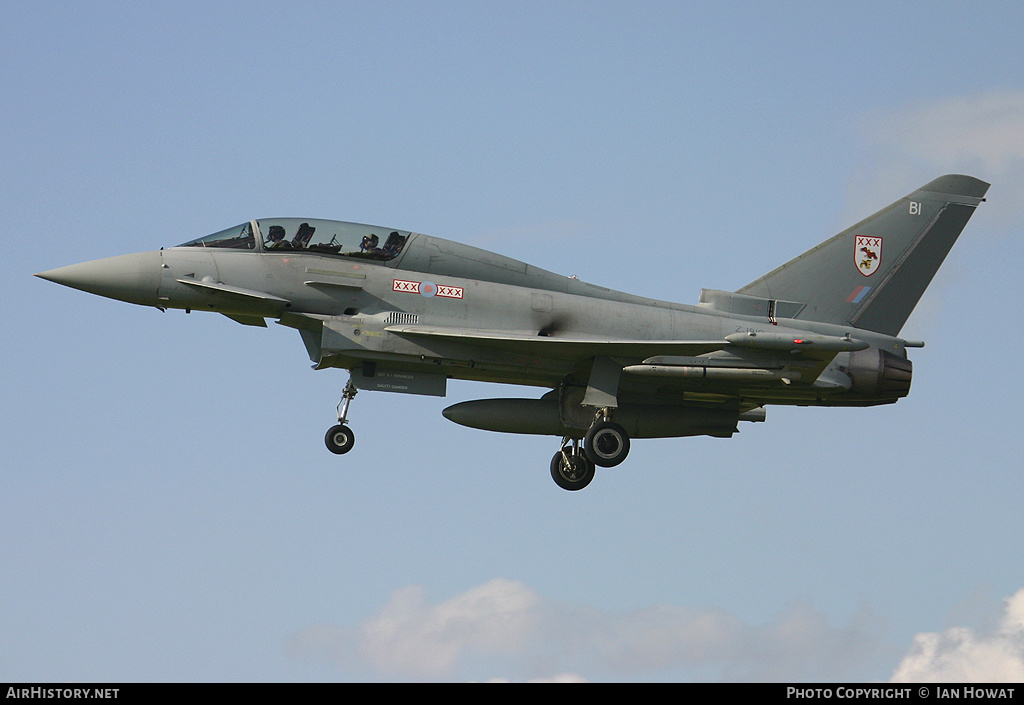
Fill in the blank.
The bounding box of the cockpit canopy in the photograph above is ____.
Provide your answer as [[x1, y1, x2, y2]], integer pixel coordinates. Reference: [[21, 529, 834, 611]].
[[178, 219, 411, 262]]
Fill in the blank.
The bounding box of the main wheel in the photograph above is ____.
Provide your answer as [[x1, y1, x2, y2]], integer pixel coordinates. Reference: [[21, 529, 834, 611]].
[[550, 450, 595, 491], [584, 420, 630, 467], [325, 424, 356, 455]]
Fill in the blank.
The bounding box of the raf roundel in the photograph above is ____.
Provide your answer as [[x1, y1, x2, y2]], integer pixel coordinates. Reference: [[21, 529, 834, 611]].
[[392, 278, 463, 299]]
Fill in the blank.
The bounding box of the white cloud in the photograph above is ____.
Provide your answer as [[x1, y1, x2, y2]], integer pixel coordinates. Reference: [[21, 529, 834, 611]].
[[872, 92, 1024, 173], [356, 579, 541, 678], [891, 589, 1024, 683], [291, 578, 542, 679], [850, 90, 1024, 227], [290, 578, 887, 681]]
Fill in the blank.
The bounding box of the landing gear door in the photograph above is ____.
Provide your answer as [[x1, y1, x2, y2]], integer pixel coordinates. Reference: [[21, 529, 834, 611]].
[[350, 363, 447, 397]]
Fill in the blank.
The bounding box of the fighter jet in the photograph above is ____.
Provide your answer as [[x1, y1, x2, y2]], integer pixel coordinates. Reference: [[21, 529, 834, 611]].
[[36, 175, 988, 490]]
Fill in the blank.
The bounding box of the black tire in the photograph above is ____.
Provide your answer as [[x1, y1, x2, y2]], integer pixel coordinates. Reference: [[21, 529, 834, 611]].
[[325, 424, 355, 455], [550, 450, 595, 491], [584, 420, 630, 467]]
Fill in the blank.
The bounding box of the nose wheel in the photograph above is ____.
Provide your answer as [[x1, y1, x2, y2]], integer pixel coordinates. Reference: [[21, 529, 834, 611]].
[[325, 424, 355, 454], [325, 379, 358, 455]]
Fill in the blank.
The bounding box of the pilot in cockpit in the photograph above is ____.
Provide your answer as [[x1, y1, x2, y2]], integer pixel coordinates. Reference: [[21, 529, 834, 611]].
[[359, 234, 380, 253], [266, 225, 289, 249]]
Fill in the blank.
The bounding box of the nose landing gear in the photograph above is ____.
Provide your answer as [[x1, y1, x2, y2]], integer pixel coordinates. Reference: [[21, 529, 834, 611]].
[[325, 379, 358, 455]]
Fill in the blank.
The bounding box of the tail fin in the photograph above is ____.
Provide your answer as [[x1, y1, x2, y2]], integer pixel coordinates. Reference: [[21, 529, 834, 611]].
[[737, 175, 989, 336]]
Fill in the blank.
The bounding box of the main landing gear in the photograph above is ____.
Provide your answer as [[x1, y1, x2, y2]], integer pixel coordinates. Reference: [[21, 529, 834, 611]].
[[550, 438, 595, 491], [550, 411, 632, 490], [325, 379, 357, 455], [583, 417, 630, 468]]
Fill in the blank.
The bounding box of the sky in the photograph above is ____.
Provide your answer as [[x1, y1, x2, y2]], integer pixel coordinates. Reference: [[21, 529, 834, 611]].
[[3, 0, 1024, 683]]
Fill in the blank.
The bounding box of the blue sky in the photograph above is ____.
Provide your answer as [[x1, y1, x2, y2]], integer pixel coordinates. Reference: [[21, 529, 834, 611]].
[[3, 1, 1024, 682]]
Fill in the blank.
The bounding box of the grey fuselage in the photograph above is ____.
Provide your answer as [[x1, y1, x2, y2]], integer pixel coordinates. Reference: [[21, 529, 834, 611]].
[[35, 175, 988, 481], [56, 220, 908, 416]]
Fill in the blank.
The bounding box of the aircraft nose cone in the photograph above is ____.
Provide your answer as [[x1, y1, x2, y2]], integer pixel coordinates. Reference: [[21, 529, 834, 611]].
[[36, 251, 162, 307]]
